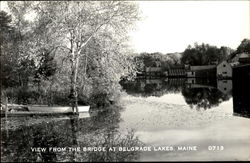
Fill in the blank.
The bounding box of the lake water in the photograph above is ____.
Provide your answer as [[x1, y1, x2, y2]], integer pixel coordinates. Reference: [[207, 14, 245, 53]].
[[1, 78, 250, 161]]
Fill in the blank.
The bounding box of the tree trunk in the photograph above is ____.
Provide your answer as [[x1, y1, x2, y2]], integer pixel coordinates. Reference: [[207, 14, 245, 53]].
[[82, 53, 88, 92], [74, 55, 79, 114], [70, 50, 79, 114]]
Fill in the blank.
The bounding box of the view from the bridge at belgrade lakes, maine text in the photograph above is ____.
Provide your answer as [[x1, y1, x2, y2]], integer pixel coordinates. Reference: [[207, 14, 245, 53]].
[[1, 1, 250, 162]]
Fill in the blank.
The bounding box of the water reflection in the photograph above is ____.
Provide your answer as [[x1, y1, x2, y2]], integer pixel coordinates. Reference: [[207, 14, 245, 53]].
[[121, 77, 249, 117], [120, 78, 183, 97], [182, 87, 230, 110], [1, 77, 249, 162], [1, 105, 142, 162]]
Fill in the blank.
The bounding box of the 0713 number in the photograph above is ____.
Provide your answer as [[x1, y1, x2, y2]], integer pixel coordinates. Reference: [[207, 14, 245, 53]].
[[208, 146, 224, 151]]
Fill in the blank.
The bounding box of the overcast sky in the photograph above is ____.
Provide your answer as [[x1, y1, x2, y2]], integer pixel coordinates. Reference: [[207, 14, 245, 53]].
[[129, 1, 250, 53], [1, 1, 249, 54]]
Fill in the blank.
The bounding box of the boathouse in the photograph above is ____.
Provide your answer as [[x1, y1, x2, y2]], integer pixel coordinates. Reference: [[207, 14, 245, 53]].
[[145, 67, 162, 76], [165, 69, 186, 77], [144, 61, 162, 76], [187, 65, 216, 78]]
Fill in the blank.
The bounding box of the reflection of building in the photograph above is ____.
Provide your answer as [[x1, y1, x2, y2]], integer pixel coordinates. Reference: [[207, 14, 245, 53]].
[[187, 78, 196, 84], [165, 78, 186, 86], [186, 71, 195, 77], [217, 80, 232, 94], [217, 61, 232, 79], [186, 78, 217, 88], [186, 78, 232, 95], [188, 84, 215, 89], [121, 78, 184, 97], [146, 79, 162, 89], [186, 81, 216, 89]]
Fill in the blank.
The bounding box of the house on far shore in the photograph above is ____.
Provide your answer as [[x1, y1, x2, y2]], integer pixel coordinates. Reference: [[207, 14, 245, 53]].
[[186, 65, 216, 78], [186, 71, 195, 78], [238, 53, 250, 64], [145, 67, 162, 75], [145, 61, 162, 76], [217, 61, 232, 79], [227, 52, 250, 67], [185, 60, 233, 79]]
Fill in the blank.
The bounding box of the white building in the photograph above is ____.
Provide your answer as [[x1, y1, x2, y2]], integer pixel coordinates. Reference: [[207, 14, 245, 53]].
[[217, 61, 232, 79]]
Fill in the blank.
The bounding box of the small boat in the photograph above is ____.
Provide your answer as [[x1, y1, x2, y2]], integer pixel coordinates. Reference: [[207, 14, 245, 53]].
[[1, 104, 90, 117], [28, 105, 90, 113], [28, 106, 72, 113]]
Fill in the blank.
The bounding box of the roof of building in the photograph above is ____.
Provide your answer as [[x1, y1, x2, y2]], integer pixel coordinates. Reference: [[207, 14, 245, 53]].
[[190, 65, 216, 71], [239, 53, 250, 59], [217, 60, 231, 66]]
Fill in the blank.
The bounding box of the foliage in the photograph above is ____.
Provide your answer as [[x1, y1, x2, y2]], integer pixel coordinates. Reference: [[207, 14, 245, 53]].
[[235, 39, 250, 54], [34, 48, 57, 81], [180, 43, 231, 66], [0, 11, 12, 42], [133, 52, 182, 74], [2, 1, 140, 106], [0, 10, 37, 88]]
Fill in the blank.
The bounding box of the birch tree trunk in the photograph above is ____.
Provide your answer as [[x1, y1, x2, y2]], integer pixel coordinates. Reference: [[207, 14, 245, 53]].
[[70, 47, 79, 113]]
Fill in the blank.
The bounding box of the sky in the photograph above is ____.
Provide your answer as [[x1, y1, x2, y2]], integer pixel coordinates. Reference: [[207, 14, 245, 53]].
[[129, 1, 250, 53], [1, 1, 249, 54]]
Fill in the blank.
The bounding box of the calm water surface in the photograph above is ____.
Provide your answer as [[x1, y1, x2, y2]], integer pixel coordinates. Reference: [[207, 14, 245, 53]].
[[1, 78, 250, 161]]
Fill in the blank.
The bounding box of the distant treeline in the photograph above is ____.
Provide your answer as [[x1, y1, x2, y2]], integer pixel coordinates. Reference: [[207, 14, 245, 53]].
[[132, 39, 250, 75]]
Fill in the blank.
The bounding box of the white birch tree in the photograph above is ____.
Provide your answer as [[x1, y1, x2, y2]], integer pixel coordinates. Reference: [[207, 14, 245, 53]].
[[7, 1, 140, 112]]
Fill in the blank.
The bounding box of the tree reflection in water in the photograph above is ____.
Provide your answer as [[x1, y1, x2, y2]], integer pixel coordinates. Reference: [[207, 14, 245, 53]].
[[121, 78, 232, 110], [1, 105, 142, 162], [181, 87, 231, 110], [120, 78, 183, 97]]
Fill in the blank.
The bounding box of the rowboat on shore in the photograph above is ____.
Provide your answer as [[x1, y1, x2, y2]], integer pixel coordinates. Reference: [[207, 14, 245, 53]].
[[28, 105, 90, 113], [1, 104, 90, 117]]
